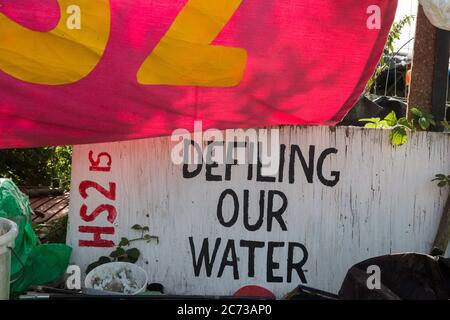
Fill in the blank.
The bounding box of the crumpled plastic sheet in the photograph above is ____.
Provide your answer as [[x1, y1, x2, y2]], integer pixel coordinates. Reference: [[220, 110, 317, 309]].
[[0, 179, 71, 296], [339, 253, 450, 300], [419, 0, 450, 31]]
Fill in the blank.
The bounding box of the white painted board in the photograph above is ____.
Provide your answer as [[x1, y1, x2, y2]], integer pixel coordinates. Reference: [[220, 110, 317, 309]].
[[67, 126, 450, 297]]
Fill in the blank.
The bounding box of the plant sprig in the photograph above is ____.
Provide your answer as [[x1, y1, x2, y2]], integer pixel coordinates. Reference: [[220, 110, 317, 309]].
[[86, 224, 158, 274], [359, 107, 440, 147], [410, 107, 436, 131], [365, 15, 414, 93], [359, 111, 411, 146], [432, 174, 450, 188]]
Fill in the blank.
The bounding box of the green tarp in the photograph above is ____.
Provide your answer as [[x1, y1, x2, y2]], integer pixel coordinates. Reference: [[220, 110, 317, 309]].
[[0, 179, 71, 295]]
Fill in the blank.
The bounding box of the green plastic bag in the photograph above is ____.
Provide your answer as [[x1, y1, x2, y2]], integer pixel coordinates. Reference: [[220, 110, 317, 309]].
[[0, 179, 72, 295]]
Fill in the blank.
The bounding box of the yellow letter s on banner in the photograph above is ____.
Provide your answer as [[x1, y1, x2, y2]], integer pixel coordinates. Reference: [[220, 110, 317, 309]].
[[0, 0, 110, 85]]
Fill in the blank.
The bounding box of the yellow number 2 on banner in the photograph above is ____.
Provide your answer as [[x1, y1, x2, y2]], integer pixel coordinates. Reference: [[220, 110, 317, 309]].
[[137, 0, 247, 87], [0, 0, 110, 85]]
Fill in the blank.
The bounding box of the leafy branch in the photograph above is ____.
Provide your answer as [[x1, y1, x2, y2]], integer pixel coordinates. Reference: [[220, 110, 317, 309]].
[[86, 224, 159, 274], [365, 15, 414, 94], [359, 107, 443, 146], [432, 174, 450, 188]]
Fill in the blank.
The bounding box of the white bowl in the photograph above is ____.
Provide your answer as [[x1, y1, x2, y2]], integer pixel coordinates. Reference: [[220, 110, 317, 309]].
[[84, 262, 148, 295]]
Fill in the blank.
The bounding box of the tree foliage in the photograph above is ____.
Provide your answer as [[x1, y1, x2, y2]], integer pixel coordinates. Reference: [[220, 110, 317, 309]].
[[359, 107, 439, 147], [365, 15, 414, 94], [0, 146, 72, 189]]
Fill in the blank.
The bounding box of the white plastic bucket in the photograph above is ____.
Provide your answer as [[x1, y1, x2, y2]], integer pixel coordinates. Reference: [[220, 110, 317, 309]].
[[0, 218, 18, 300], [84, 262, 148, 295]]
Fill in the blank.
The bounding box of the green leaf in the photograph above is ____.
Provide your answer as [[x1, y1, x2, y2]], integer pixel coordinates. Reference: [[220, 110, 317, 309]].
[[143, 234, 159, 243], [143, 234, 151, 240], [118, 256, 133, 263], [364, 123, 380, 129], [86, 256, 111, 274], [390, 127, 408, 146], [131, 224, 143, 231], [378, 120, 391, 128], [398, 117, 413, 130], [438, 181, 447, 188], [441, 120, 450, 130], [359, 117, 380, 124], [389, 42, 394, 51], [435, 174, 446, 180], [125, 248, 140, 263], [110, 247, 126, 258], [424, 112, 435, 120], [410, 108, 422, 117], [383, 111, 397, 127], [418, 117, 430, 130], [126, 248, 140, 258], [118, 237, 130, 247], [98, 256, 112, 264], [142, 226, 150, 232]]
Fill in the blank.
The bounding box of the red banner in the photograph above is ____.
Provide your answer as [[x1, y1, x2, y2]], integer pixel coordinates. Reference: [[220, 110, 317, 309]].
[[0, 0, 397, 148]]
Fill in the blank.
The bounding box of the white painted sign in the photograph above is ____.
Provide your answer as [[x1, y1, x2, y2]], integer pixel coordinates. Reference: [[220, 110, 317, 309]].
[[67, 126, 450, 298]]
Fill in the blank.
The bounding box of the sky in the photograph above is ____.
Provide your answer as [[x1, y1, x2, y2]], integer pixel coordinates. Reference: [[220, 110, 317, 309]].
[[394, 0, 418, 55]]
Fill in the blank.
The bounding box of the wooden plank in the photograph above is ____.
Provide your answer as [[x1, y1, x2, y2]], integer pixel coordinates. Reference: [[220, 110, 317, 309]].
[[67, 126, 450, 297], [33, 195, 70, 224], [29, 196, 56, 211]]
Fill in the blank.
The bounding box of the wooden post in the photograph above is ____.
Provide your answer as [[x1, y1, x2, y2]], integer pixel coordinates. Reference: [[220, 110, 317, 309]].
[[407, 5, 437, 115], [428, 16, 450, 256], [432, 194, 450, 255], [431, 29, 449, 128], [408, 5, 450, 255]]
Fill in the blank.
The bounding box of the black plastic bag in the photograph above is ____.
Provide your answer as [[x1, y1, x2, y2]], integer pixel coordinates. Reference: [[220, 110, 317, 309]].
[[338, 253, 450, 300]]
